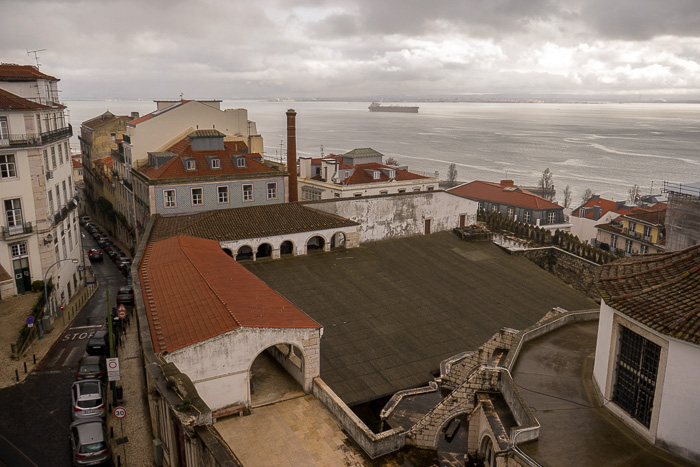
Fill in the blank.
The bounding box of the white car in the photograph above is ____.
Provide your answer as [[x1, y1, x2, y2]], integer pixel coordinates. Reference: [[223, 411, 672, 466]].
[[71, 380, 106, 421]]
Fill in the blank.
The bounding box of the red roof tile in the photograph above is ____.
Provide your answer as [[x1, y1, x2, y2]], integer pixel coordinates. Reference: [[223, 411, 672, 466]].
[[343, 162, 428, 185], [597, 243, 700, 344], [448, 180, 562, 210], [0, 64, 58, 81], [72, 159, 82, 169], [139, 236, 320, 353], [0, 88, 52, 111], [136, 138, 275, 180], [572, 197, 635, 219]]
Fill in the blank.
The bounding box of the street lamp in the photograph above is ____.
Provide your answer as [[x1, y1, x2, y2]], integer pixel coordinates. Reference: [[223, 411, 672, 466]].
[[44, 258, 79, 326]]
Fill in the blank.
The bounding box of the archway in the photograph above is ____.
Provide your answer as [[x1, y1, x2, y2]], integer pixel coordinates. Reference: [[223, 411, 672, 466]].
[[280, 240, 294, 256], [236, 245, 253, 262], [256, 243, 272, 260], [436, 414, 469, 464], [330, 232, 346, 249], [480, 435, 495, 467], [306, 235, 325, 253], [222, 248, 233, 258], [249, 344, 306, 407]]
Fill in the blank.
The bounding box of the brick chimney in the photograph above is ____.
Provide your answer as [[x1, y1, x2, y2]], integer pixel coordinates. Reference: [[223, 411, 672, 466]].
[[501, 180, 514, 187], [286, 109, 298, 202]]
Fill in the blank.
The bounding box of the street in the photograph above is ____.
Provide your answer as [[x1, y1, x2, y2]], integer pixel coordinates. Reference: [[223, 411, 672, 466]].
[[0, 229, 129, 466]]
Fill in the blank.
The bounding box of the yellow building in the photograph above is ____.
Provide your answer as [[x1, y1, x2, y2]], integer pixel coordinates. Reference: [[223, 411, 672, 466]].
[[595, 207, 666, 255]]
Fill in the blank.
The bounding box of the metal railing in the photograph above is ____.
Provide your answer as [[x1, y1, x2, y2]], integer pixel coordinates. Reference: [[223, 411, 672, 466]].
[[0, 221, 33, 239], [0, 125, 72, 148]]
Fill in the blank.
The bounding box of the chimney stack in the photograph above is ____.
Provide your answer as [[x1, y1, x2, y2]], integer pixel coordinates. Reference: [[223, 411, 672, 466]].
[[286, 109, 298, 202]]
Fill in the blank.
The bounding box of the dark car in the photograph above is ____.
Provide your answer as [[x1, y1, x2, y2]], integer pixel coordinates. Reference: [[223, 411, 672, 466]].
[[85, 330, 113, 356], [69, 418, 111, 466], [88, 249, 103, 262], [105, 246, 121, 261], [76, 354, 106, 382], [117, 259, 132, 276], [96, 236, 111, 249], [116, 286, 134, 306]]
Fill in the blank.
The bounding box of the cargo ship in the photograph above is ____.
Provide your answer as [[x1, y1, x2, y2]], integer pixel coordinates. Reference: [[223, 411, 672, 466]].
[[368, 102, 419, 113]]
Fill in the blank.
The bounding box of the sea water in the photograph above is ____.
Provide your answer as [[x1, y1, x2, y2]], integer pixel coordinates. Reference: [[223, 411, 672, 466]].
[[65, 100, 700, 204]]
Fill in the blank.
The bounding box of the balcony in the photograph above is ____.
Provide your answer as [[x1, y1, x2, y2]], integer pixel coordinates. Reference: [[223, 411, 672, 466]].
[[1, 222, 33, 240], [0, 125, 73, 148]]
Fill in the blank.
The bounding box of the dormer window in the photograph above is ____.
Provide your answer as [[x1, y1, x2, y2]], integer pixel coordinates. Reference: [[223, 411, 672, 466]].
[[211, 158, 221, 169], [235, 157, 246, 168], [185, 159, 196, 171], [372, 171, 380, 180]]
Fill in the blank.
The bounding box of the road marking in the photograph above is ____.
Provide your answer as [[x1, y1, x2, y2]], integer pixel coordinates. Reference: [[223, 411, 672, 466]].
[[0, 433, 39, 467], [70, 324, 103, 331], [63, 347, 83, 367]]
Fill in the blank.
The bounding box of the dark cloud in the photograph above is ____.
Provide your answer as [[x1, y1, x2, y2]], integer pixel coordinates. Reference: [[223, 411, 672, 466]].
[[581, 0, 700, 40]]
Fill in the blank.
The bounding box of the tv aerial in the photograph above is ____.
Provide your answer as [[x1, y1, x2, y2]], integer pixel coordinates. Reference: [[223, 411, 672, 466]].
[[27, 49, 46, 68]]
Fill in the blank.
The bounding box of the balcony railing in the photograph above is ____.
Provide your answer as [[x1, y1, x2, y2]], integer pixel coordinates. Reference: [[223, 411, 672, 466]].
[[1, 222, 33, 240], [0, 125, 72, 148]]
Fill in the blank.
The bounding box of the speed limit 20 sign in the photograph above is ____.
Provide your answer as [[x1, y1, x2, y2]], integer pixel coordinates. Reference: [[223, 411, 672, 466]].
[[113, 406, 126, 419]]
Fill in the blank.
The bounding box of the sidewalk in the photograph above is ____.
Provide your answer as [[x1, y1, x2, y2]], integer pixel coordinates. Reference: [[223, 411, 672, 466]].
[[0, 280, 97, 389]]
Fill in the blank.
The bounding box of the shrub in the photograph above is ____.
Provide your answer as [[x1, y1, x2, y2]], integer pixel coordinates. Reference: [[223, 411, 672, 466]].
[[31, 280, 44, 292]]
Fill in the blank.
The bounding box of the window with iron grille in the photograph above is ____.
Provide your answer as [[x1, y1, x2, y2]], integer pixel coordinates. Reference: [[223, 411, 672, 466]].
[[612, 326, 661, 428], [10, 242, 27, 258]]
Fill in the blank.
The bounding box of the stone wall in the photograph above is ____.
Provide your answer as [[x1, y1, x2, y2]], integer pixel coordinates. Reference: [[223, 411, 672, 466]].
[[312, 377, 406, 458]]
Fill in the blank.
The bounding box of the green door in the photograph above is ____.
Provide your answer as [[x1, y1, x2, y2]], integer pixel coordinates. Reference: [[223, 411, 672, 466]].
[[13, 258, 31, 294]]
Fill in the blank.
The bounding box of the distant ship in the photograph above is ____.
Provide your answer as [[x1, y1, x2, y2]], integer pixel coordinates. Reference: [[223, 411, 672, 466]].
[[368, 102, 419, 113]]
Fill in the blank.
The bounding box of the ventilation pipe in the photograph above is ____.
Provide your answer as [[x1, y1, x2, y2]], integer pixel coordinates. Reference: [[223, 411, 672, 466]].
[[286, 109, 298, 202]]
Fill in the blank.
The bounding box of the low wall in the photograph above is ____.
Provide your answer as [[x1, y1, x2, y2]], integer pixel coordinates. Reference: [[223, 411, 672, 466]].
[[497, 371, 539, 444], [312, 377, 406, 458]]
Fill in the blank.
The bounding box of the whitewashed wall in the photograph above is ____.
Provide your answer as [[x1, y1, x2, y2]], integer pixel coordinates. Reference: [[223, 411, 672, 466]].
[[307, 191, 479, 243]]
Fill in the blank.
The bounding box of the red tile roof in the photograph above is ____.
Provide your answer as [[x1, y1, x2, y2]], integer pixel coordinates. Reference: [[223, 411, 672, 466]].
[[343, 162, 428, 185], [136, 138, 275, 180], [72, 159, 82, 169], [448, 180, 562, 210], [0, 64, 58, 81], [597, 243, 700, 344], [0, 88, 52, 111], [139, 236, 320, 353], [623, 208, 666, 226], [572, 197, 635, 219]]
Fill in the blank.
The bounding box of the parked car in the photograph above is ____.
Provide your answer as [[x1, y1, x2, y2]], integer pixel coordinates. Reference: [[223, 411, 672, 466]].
[[79, 216, 92, 226], [69, 418, 111, 466], [76, 354, 106, 382], [105, 246, 121, 261], [117, 259, 132, 276], [85, 225, 99, 236], [88, 249, 103, 262], [116, 286, 134, 306], [85, 330, 112, 356], [70, 380, 106, 420], [96, 236, 111, 249]]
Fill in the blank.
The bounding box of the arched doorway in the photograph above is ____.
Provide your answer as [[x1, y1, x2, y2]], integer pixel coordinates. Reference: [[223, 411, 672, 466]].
[[280, 240, 294, 256], [256, 243, 272, 259], [222, 248, 233, 258], [330, 232, 346, 249], [236, 245, 253, 262], [480, 435, 495, 467], [249, 344, 305, 407], [306, 235, 325, 253]]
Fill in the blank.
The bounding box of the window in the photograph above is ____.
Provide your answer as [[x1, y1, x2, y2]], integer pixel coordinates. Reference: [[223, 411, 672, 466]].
[[191, 188, 203, 206], [36, 115, 41, 133], [43, 150, 49, 170], [267, 182, 277, 200], [0, 117, 8, 142], [67, 227, 72, 250], [459, 214, 467, 228], [523, 211, 531, 223], [379, 190, 388, 195], [5, 198, 23, 233], [68, 176, 72, 195], [110, 132, 116, 142], [413, 187, 420, 192], [56, 187, 61, 208], [62, 181, 68, 204], [218, 186, 229, 204], [185, 159, 196, 171], [55, 244, 60, 261], [628, 221, 636, 234], [58, 144, 63, 165], [427, 186, 434, 191], [625, 239, 633, 254], [643, 225, 652, 241], [547, 212, 556, 224], [640, 245, 648, 254], [242, 184, 253, 202], [491, 205, 498, 213], [51, 147, 57, 168], [507, 207, 514, 219], [0, 155, 16, 178], [611, 234, 618, 249], [211, 158, 221, 169], [62, 237, 67, 258], [372, 171, 380, 180], [612, 326, 661, 428], [10, 242, 27, 257], [48, 190, 54, 215], [354, 192, 362, 197], [398, 188, 406, 193], [236, 157, 246, 168], [163, 190, 176, 208]]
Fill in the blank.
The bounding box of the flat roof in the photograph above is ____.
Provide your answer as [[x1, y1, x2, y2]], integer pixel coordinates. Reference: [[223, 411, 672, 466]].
[[246, 232, 596, 405]]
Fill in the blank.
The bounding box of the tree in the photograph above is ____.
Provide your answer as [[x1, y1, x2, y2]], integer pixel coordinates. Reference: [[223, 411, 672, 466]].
[[538, 168, 555, 201], [563, 185, 572, 208], [628, 184, 641, 203], [581, 188, 593, 203], [385, 157, 399, 166], [447, 163, 458, 187]]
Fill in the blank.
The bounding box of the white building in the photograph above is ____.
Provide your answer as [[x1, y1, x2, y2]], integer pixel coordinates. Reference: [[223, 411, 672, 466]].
[[0, 64, 82, 310], [594, 244, 700, 464], [298, 148, 439, 200]]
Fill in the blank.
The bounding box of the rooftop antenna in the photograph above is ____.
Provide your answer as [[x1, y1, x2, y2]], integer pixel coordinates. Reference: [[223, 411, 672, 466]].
[[179, 92, 184, 100], [320, 145, 324, 158], [27, 49, 46, 68]]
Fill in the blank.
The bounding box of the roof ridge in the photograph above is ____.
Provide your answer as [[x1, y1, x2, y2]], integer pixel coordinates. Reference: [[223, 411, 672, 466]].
[[177, 236, 241, 328]]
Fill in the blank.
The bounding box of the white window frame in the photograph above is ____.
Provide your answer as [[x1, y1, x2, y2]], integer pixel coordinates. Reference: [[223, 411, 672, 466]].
[[547, 212, 556, 224], [10, 242, 28, 258], [0, 154, 17, 178], [236, 157, 247, 168], [242, 184, 253, 202], [211, 158, 221, 170], [191, 187, 203, 206], [523, 211, 531, 223], [0, 117, 9, 142], [217, 185, 229, 204], [267, 182, 277, 200], [185, 159, 196, 171], [163, 189, 176, 208]]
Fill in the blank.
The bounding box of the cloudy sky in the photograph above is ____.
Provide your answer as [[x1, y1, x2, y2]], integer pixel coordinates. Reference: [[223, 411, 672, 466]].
[[2, 0, 700, 100]]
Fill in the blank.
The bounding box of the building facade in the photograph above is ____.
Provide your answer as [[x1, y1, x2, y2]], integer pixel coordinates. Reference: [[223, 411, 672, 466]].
[[0, 64, 81, 310], [595, 208, 666, 255], [297, 148, 439, 200]]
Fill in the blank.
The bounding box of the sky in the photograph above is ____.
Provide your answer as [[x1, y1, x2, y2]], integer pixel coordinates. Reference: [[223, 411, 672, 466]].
[[2, 0, 700, 100]]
